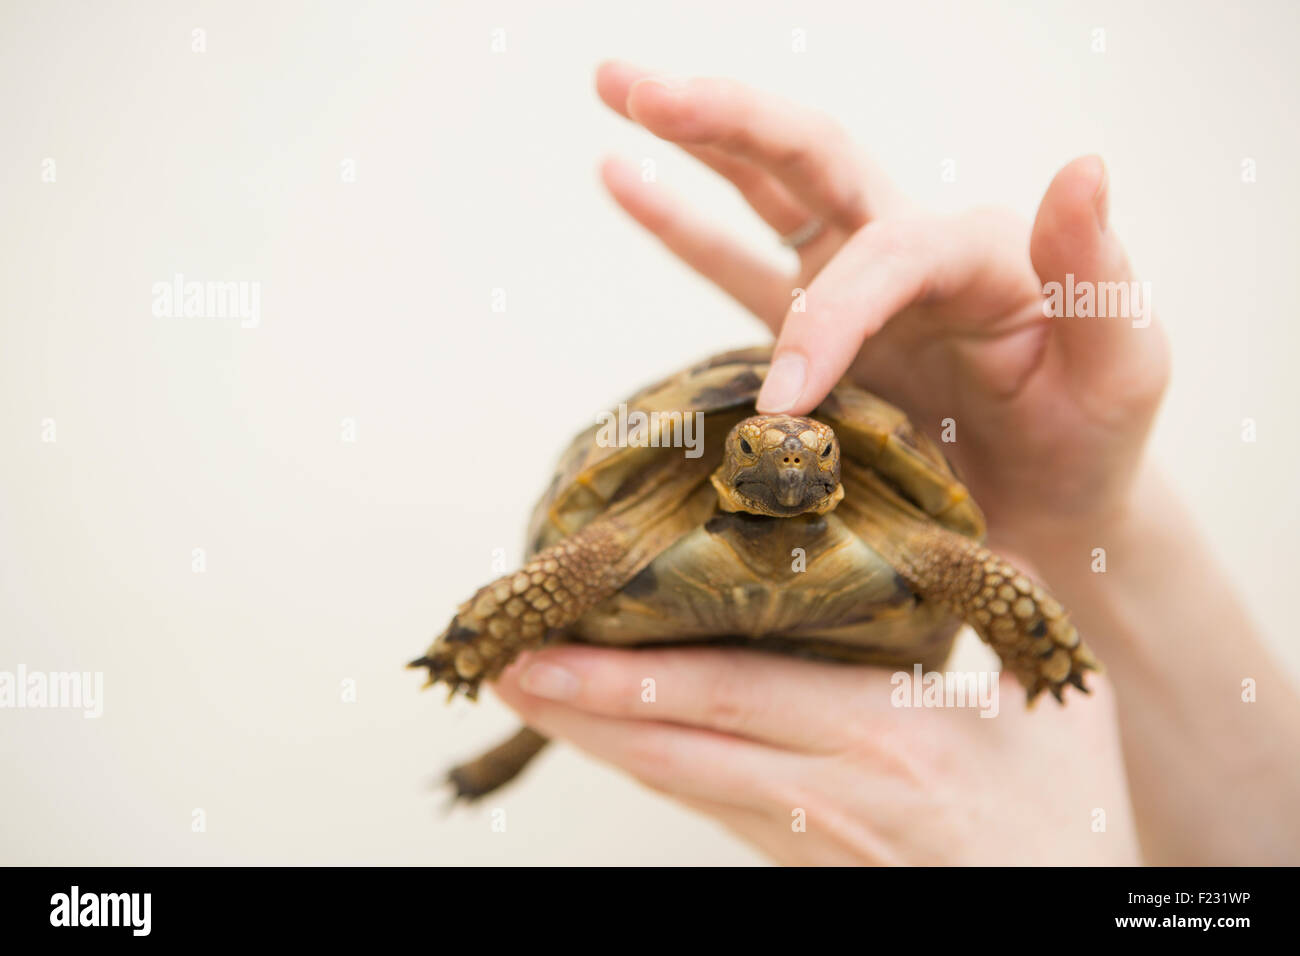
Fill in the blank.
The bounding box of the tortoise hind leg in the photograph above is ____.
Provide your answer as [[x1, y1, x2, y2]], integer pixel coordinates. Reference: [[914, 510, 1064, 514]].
[[449, 726, 550, 801]]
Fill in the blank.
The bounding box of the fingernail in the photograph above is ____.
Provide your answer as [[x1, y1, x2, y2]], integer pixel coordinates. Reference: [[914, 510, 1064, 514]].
[[503, 650, 533, 677], [1091, 156, 1109, 231], [632, 75, 687, 94], [757, 352, 807, 413], [520, 662, 580, 701]]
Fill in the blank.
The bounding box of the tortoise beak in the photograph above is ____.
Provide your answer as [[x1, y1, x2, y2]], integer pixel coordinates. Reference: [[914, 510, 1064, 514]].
[[775, 467, 806, 508]]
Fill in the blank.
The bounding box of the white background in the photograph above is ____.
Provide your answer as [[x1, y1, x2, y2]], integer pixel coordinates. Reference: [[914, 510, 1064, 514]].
[[2, 0, 1297, 864]]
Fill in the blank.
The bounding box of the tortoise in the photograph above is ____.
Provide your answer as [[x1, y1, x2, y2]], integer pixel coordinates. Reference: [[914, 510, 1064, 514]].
[[411, 346, 1098, 799]]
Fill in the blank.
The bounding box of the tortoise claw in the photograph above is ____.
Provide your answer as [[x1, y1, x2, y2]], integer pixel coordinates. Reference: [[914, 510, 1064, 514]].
[[1019, 649, 1097, 706], [409, 644, 485, 700]]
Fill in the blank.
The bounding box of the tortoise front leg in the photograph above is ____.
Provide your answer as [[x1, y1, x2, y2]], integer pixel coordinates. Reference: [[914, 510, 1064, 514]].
[[409, 521, 624, 699], [411, 475, 718, 699], [895, 525, 1100, 702]]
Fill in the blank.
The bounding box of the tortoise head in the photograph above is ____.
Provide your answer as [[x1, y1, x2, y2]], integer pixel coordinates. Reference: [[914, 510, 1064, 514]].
[[711, 415, 844, 517]]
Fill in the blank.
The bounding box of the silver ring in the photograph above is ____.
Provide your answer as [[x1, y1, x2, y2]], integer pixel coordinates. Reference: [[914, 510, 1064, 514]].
[[780, 217, 824, 249]]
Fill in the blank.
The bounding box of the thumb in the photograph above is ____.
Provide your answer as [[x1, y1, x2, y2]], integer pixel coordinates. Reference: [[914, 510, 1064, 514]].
[[1030, 156, 1154, 374]]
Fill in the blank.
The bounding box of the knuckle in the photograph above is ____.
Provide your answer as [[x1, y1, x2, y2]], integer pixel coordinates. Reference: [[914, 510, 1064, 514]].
[[594, 658, 648, 717], [639, 201, 679, 236], [622, 729, 676, 782], [726, 162, 767, 196], [769, 774, 822, 816], [772, 139, 820, 178], [698, 666, 759, 735], [849, 729, 933, 787], [859, 220, 919, 262]]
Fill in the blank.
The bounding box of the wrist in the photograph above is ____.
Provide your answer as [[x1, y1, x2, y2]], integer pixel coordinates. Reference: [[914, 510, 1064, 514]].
[[996, 463, 1172, 592], [996, 462, 1192, 668]]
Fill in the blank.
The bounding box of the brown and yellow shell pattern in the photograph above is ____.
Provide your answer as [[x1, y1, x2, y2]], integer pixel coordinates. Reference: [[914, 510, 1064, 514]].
[[523, 346, 986, 669]]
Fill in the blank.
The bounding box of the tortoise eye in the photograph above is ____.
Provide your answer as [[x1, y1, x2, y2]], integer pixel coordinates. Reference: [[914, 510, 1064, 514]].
[[738, 438, 754, 456], [821, 443, 833, 457]]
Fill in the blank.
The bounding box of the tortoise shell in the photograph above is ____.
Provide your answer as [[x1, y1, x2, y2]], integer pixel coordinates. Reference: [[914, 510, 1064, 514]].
[[522, 347, 986, 668]]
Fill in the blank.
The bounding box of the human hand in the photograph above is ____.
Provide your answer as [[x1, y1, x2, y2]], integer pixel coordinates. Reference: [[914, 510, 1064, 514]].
[[596, 61, 1169, 555], [493, 645, 1139, 865]]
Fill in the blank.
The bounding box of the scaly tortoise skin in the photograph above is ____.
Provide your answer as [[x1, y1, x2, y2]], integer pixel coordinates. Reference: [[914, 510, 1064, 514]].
[[411, 347, 1098, 799]]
